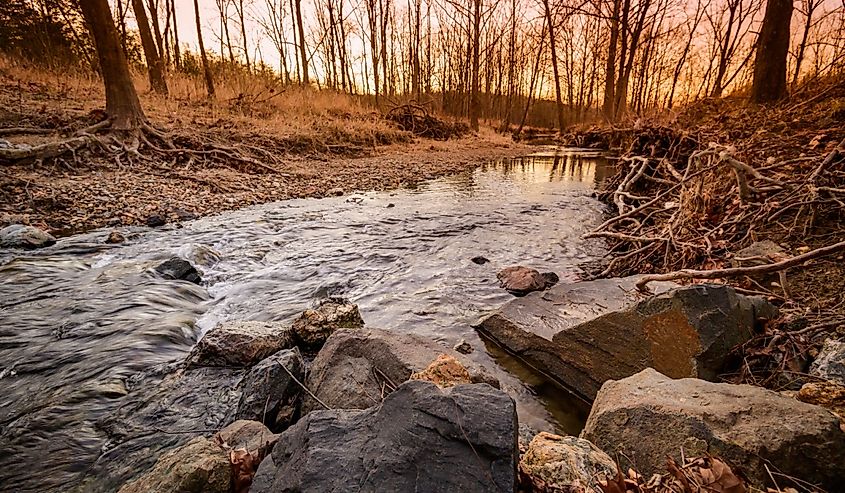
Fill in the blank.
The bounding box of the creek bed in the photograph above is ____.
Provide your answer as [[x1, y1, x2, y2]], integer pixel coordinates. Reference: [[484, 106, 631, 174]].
[[0, 147, 610, 491]]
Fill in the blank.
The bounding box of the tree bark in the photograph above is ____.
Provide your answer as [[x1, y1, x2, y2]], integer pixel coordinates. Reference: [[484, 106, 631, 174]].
[[146, 0, 166, 63], [602, 0, 620, 121], [469, 0, 481, 131], [542, 0, 565, 132], [750, 0, 793, 103], [131, 0, 168, 94], [171, 0, 181, 68], [78, 0, 146, 130], [193, 0, 216, 97], [294, 0, 309, 84]]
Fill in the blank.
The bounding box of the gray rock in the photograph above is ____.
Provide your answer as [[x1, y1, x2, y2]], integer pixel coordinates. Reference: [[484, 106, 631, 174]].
[[251, 380, 518, 493], [78, 350, 304, 491], [0, 224, 56, 249], [496, 266, 558, 296], [187, 321, 295, 368], [519, 432, 616, 492], [302, 327, 499, 414], [154, 257, 202, 284], [475, 278, 776, 399], [811, 339, 845, 385], [291, 297, 364, 349], [581, 368, 845, 490], [236, 348, 305, 430]]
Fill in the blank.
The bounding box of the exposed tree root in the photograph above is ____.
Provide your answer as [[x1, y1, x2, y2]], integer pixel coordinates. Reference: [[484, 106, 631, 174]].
[[0, 116, 302, 176], [635, 240, 845, 291]]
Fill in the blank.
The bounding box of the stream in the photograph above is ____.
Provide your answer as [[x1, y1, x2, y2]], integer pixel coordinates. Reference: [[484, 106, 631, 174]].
[[0, 147, 610, 491]]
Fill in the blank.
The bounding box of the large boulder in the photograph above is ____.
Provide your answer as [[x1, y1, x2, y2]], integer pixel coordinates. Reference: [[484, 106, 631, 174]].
[[475, 278, 776, 399], [301, 327, 499, 414], [187, 321, 295, 367], [497, 266, 559, 296], [251, 380, 518, 492], [0, 224, 56, 249], [291, 297, 364, 349], [581, 368, 845, 490], [811, 338, 845, 384], [519, 432, 616, 492]]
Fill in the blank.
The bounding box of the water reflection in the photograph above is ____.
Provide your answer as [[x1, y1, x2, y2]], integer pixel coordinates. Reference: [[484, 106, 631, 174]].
[[490, 149, 611, 185]]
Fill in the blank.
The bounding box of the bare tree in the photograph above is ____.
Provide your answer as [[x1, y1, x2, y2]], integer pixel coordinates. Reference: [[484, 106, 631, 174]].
[[79, 0, 145, 130], [131, 0, 168, 94], [750, 0, 793, 102], [194, 0, 216, 97]]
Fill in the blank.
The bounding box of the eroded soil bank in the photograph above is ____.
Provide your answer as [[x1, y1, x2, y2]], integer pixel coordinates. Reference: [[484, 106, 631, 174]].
[[1, 137, 527, 236]]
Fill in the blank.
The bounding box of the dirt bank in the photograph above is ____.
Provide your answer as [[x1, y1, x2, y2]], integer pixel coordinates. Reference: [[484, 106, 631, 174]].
[[0, 136, 527, 236]]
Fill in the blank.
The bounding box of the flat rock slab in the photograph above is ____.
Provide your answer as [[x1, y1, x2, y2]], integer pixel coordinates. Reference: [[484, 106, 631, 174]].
[[251, 380, 518, 492], [475, 277, 776, 399], [581, 368, 845, 490]]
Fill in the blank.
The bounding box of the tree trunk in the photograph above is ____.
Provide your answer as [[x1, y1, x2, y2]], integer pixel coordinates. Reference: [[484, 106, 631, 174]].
[[78, 0, 146, 130], [750, 0, 793, 103], [295, 0, 309, 84], [171, 0, 181, 68], [469, 0, 481, 131], [131, 0, 168, 94], [602, 0, 620, 121], [236, 0, 251, 70], [542, 0, 565, 132], [791, 0, 816, 87], [193, 0, 215, 97], [146, 0, 166, 63], [516, 21, 547, 136]]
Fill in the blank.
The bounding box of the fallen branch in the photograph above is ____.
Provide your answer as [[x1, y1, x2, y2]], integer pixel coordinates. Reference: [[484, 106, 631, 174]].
[[635, 240, 845, 291]]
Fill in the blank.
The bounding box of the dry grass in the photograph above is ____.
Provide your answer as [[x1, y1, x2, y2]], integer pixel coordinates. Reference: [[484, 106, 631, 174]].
[[0, 54, 408, 152]]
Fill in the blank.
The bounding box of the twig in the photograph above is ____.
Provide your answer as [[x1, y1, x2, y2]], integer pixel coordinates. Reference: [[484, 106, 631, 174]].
[[278, 362, 332, 411]]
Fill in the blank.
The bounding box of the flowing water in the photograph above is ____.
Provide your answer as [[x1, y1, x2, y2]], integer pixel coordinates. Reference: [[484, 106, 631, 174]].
[[0, 147, 610, 491]]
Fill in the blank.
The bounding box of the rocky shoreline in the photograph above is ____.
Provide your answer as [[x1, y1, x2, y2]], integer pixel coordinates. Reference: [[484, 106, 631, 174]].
[[50, 267, 841, 492]]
